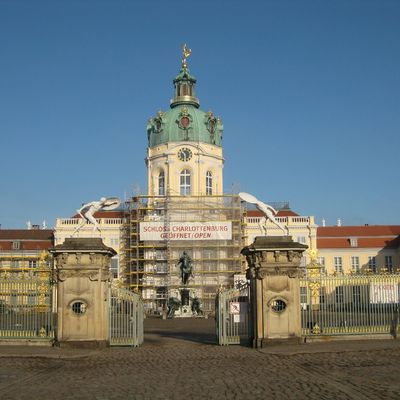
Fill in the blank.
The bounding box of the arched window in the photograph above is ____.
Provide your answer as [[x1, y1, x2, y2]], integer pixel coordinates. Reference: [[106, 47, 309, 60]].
[[206, 171, 213, 195], [180, 169, 191, 195], [158, 170, 165, 196]]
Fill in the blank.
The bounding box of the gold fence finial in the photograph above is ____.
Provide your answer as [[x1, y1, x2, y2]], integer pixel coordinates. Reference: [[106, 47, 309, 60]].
[[309, 249, 318, 262]]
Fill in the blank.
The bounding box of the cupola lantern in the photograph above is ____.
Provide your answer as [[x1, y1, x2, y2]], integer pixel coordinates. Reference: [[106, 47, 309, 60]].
[[170, 44, 200, 108]]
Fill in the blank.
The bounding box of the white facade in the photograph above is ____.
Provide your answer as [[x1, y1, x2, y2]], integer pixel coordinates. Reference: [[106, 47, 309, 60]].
[[54, 215, 123, 279]]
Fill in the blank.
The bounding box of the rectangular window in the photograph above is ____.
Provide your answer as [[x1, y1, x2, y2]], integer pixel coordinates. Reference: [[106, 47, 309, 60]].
[[351, 256, 360, 273], [180, 170, 191, 195], [11, 260, 20, 269], [335, 286, 344, 303], [10, 292, 18, 306], [110, 238, 119, 247], [300, 287, 307, 306], [384, 256, 393, 272], [368, 256, 377, 273], [352, 286, 361, 303], [12, 241, 20, 250], [203, 249, 215, 259], [110, 258, 119, 279], [155, 264, 168, 274], [155, 250, 167, 260], [158, 171, 165, 196], [317, 257, 326, 274], [159, 182, 165, 196], [27, 290, 37, 306], [206, 172, 213, 196], [28, 260, 37, 268], [319, 287, 326, 304], [297, 236, 306, 244], [334, 257, 343, 274]]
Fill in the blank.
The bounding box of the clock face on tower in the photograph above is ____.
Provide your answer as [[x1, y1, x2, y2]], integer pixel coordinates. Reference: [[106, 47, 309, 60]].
[[177, 147, 193, 162]]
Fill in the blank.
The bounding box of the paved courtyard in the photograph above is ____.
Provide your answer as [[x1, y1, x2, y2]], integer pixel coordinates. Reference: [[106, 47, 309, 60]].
[[0, 318, 399, 399]]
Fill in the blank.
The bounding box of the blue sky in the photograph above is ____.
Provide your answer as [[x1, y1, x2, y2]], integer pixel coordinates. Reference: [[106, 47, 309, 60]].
[[0, 0, 399, 228]]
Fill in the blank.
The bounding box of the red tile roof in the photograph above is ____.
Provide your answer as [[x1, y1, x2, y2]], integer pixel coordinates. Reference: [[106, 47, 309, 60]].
[[317, 225, 400, 249], [0, 230, 54, 241], [0, 242, 52, 251], [318, 225, 400, 237], [0, 229, 54, 251]]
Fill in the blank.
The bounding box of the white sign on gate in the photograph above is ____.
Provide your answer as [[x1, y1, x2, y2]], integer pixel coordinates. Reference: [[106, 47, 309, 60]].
[[140, 221, 232, 241], [233, 314, 241, 323], [230, 301, 240, 315], [370, 283, 399, 304]]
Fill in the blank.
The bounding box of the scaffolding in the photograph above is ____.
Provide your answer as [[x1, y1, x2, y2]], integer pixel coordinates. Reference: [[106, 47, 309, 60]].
[[121, 195, 246, 314]]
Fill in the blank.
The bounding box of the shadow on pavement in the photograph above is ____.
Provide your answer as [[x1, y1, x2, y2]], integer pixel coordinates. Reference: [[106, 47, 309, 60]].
[[144, 317, 217, 345]]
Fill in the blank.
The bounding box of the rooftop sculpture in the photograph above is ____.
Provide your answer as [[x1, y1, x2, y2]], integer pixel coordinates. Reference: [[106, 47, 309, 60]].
[[181, 43, 192, 69], [239, 192, 288, 236], [72, 197, 120, 236]]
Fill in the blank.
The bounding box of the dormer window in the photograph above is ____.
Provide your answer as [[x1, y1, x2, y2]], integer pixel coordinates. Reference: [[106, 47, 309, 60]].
[[349, 237, 358, 247], [12, 241, 20, 250]]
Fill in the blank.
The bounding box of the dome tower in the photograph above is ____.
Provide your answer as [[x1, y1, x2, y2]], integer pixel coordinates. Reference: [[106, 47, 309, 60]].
[[146, 45, 224, 197]]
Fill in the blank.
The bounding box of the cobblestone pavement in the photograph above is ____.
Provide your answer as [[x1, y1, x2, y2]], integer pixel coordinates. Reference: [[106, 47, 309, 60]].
[[0, 319, 399, 399]]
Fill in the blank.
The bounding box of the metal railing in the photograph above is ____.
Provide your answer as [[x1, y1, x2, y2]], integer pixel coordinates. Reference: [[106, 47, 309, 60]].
[[0, 269, 54, 342], [300, 273, 400, 337], [109, 283, 144, 346], [216, 284, 250, 345]]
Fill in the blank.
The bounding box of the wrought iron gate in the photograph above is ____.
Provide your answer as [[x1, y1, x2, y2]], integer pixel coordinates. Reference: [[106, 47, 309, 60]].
[[300, 272, 400, 337], [216, 284, 250, 345], [0, 268, 54, 342], [109, 283, 144, 346]]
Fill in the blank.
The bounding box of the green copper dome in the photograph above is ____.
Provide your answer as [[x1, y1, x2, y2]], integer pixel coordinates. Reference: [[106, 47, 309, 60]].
[[147, 56, 223, 148]]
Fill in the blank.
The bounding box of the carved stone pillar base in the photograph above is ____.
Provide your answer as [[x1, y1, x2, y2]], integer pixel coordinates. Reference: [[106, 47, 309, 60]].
[[242, 236, 307, 348], [50, 238, 116, 348]]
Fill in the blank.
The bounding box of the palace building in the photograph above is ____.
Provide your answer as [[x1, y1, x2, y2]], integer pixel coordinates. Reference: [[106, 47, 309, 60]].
[[0, 228, 54, 274], [316, 225, 400, 275], [52, 47, 338, 314], [52, 47, 400, 314]]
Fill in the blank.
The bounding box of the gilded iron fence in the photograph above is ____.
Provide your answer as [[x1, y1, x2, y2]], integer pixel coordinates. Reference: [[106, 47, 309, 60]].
[[0, 268, 54, 341], [109, 283, 144, 346], [216, 284, 250, 345], [300, 273, 400, 337]]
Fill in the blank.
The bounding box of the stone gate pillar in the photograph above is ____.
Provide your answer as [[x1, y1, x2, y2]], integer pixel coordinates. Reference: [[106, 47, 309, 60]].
[[242, 236, 307, 348], [50, 238, 116, 348]]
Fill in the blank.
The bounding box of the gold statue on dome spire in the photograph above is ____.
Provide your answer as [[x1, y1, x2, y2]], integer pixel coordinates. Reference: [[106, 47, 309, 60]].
[[181, 43, 192, 69]]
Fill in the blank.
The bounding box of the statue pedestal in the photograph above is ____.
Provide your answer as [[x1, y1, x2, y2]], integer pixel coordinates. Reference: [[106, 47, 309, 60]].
[[50, 238, 116, 348], [170, 287, 197, 318], [242, 236, 307, 348]]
